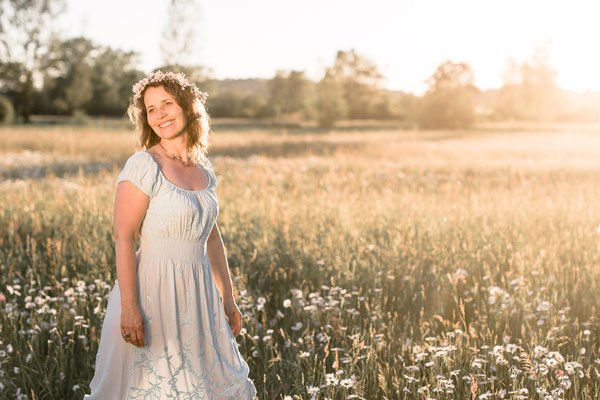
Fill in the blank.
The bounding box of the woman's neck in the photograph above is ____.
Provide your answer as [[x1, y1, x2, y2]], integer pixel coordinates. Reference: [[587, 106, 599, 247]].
[[159, 135, 188, 160]]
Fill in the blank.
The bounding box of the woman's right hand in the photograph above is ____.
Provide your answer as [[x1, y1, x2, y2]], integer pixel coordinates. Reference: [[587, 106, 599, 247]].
[[120, 303, 145, 348]]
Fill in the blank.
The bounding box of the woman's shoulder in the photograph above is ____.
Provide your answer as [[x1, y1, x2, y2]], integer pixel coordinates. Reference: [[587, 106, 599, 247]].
[[197, 153, 214, 171], [124, 150, 154, 165], [117, 151, 161, 197], [121, 150, 161, 173]]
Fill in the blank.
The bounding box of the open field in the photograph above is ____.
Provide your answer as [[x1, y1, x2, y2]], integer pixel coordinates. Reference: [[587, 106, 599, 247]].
[[3, 122, 600, 399]]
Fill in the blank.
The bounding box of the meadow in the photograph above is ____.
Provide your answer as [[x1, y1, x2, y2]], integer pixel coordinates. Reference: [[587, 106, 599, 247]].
[[2, 121, 600, 399]]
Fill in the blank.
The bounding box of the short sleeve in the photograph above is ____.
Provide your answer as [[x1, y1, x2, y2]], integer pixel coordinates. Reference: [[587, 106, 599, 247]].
[[117, 152, 159, 197], [201, 156, 218, 189]]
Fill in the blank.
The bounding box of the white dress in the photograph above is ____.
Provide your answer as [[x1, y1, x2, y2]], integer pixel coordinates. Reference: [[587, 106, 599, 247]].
[[84, 151, 257, 400]]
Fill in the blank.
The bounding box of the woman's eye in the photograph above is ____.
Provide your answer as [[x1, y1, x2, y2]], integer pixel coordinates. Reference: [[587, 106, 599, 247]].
[[148, 109, 154, 113]]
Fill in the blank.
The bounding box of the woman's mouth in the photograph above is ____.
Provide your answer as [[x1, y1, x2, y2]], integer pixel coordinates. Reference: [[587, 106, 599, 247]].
[[158, 120, 174, 128]]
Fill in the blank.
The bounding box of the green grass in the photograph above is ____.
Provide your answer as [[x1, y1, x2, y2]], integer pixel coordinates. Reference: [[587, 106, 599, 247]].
[[2, 123, 600, 399]]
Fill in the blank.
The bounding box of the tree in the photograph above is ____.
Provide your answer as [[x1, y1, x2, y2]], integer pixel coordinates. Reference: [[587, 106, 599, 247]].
[[41, 37, 95, 114], [40, 37, 145, 116], [495, 47, 564, 121], [416, 61, 478, 129], [161, 0, 202, 67], [89, 47, 144, 116], [267, 70, 311, 119], [315, 69, 347, 129], [208, 91, 266, 118], [0, 0, 66, 122], [328, 49, 384, 119]]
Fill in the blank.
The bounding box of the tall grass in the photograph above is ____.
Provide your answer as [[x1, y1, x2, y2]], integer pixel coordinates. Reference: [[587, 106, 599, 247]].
[[2, 124, 600, 399]]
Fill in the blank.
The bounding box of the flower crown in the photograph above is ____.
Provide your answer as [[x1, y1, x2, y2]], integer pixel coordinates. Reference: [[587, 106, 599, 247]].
[[131, 70, 208, 104]]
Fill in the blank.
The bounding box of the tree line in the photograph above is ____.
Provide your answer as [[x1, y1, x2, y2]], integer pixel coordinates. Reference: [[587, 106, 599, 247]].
[[0, 0, 598, 129]]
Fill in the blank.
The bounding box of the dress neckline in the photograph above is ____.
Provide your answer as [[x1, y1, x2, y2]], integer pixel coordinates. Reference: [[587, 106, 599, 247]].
[[143, 150, 211, 193]]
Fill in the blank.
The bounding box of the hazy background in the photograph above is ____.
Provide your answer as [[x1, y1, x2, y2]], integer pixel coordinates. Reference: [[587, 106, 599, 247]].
[[1, 0, 599, 128]]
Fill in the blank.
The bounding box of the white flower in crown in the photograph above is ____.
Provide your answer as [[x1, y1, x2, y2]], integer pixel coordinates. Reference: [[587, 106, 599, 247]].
[[131, 70, 208, 104]]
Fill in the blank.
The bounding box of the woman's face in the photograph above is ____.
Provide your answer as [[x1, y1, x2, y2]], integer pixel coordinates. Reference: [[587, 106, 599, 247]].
[[144, 85, 187, 140]]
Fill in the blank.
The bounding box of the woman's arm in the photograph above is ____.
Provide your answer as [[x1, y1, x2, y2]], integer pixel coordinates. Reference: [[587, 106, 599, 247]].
[[206, 222, 243, 335], [206, 222, 235, 303], [113, 181, 150, 347]]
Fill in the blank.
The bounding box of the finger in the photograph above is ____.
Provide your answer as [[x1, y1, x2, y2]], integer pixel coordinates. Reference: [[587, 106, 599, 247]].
[[232, 315, 241, 335], [233, 315, 240, 335], [135, 325, 145, 347], [130, 327, 142, 347], [138, 327, 145, 347]]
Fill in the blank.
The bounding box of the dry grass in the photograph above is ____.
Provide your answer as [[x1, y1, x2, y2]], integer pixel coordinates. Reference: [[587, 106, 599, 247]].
[[2, 122, 600, 399]]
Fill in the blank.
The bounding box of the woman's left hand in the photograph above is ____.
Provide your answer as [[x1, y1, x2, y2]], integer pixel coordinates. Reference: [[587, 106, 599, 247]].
[[223, 299, 243, 336]]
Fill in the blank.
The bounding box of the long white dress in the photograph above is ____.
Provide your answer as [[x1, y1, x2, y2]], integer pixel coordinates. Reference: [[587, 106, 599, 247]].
[[84, 151, 257, 400]]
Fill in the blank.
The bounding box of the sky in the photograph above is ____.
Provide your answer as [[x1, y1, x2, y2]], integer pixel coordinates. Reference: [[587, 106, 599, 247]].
[[60, 0, 600, 95]]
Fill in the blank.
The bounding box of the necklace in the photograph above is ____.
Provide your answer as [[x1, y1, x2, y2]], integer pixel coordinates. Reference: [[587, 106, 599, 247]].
[[158, 141, 196, 167]]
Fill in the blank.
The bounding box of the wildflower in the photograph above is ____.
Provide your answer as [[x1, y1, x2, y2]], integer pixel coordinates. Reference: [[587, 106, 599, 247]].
[[546, 351, 564, 367], [565, 361, 583, 377], [306, 385, 320, 395], [533, 345, 548, 359], [537, 363, 549, 376], [340, 375, 356, 389], [559, 375, 572, 390], [316, 332, 328, 343], [406, 365, 420, 373], [536, 301, 551, 313], [325, 373, 339, 386], [283, 299, 292, 308], [504, 343, 518, 354], [299, 351, 310, 358], [291, 322, 303, 331], [453, 268, 469, 282]]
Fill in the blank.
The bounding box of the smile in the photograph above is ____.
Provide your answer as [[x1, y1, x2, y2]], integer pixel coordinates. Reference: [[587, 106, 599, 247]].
[[158, 120, 175, 128]]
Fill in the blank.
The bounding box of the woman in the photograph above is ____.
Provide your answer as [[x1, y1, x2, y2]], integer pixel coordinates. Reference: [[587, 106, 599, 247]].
[[84, 71, 257, 399]]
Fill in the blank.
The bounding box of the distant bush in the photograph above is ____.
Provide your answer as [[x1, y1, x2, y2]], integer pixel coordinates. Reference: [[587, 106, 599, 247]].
[[0, 96, 15, 123]]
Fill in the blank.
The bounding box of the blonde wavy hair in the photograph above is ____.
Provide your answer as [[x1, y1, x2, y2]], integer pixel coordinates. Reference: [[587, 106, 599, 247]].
[[127, 71, 211, 164]]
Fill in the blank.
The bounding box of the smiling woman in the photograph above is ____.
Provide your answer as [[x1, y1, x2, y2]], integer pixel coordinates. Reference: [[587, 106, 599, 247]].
[[83, 71, 257, 400], [145, 86, 187, 136]]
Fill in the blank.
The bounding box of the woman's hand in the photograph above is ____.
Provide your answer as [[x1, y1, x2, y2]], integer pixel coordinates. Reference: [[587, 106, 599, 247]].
[[223, 299, 243, 336], [121, 303, 145, 347]]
